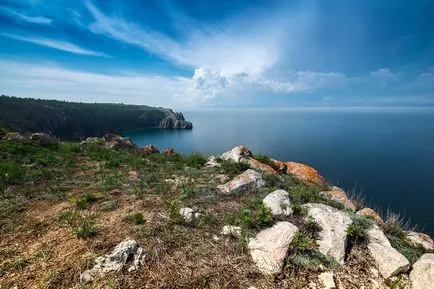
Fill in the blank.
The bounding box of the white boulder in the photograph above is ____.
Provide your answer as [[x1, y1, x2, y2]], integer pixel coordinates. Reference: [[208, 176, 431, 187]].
[[179, 207, 194, 222], [409, 253, 434, 289], [303, 203, 352, 264], [318, 272, 336, 289], [221, 225, 242, 237], [406, 231, 434, 251], [80, 240, 148, 283], [220, 145, 252, 163], [263, 190, 292, 216], [366, 225, 410, 279], [218, 169, 265, 194], [248, 221, 298, 274]]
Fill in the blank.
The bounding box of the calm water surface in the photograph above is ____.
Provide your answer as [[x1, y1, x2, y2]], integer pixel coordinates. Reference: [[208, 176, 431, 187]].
[[124, 109, 434, 235]]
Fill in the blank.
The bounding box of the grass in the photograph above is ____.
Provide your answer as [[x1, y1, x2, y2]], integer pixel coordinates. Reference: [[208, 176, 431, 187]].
[[180, 184, 198, 200], [164, 199, 183, 223], [346, 212, 374, 240], [183, 153, 207, 169], [57, 210, 97, 239], [72, 192, 97, 210], [253, 154, 279, 170], [382, 210, 413, 239], [123, 211, 145, 225], [217, 158, 251, 178], [226, 197, 273, 230]]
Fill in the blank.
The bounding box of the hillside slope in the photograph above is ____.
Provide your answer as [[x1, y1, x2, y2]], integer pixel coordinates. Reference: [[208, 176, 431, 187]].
[[0, 135, 433, 288], [0, 96, 192, 139]]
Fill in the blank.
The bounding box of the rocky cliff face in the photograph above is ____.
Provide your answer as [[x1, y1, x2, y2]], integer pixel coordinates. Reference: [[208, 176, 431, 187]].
[[158, 110, 193, 129]]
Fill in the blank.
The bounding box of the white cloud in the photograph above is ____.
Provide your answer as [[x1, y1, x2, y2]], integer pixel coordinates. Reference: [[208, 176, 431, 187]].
[[0, 6, 52, 25], [0, 59, 204, 107], [0, 33, 110, 58]]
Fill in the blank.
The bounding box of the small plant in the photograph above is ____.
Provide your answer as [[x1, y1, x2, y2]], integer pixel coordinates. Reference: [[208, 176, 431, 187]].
[[41, 269, 60, 289], [387, 234, 425, 264], [58, 210, 97, 239], [288, 250, 339, 270], [36, 247, 54, 261], [291, 203, 308, 216], [228, 198, 273, 229], [164, 199, 182, 223], [383, 210, 413, 239], [183, 153, 207, 169], [304, 215, 322, 236], [262, 173, 282, 188], [218, 159, 251, 178], [73, 192, 97, 210], [123, 211, 145, 225], [101, 200, 117, 211], [0, 161, 25, 185], [291, 231, 314, 251], [180, 185, 198, 200], [253, 154, 279, 171], [346, 212, 374, 240], [348, 188, 367, 211]]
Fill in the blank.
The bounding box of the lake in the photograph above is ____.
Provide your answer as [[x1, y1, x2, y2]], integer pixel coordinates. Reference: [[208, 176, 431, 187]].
[[124, 108, 434, 236]]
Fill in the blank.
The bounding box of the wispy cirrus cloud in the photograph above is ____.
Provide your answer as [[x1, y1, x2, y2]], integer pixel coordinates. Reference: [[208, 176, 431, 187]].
[[0, 6, 52, 25], [0, 33, 110, 58]]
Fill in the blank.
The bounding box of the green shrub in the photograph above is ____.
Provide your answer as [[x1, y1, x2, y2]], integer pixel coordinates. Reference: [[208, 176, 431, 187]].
[[304, 215, 322, 236], [218, 159, 251, 178], [291, 231, 314, 251], [0, 162, 25, 185], [262, 173, 282, 188], [73, 193, 97, 210], [288, 250, 339, 270], [57, 210, 97, 239], [346, 213, 374, 239], [183, 153, 207, 169], [180, 185, 198, 200], [164, 200, 182, 223], [123, 212, 145, 225], [228, 198, 273, 229], [291, 203, 308, 216], [253, 154, 279, 171], [387, 234, 425, 264]]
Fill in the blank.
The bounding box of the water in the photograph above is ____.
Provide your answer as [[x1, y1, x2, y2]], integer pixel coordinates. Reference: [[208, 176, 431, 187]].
[[124, 108, 434, 236]]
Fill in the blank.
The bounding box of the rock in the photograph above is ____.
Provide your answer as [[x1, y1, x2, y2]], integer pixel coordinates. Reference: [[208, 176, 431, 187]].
[[5, 132, 24, 140], [303, 203, 352, 264], [318, 272, 336, 289], [220, 145, 253, 163], [127, 171, 139, 181], [179, 207, 194, 222], [158, 111, 192, 129], [217, 169, 265, 194], [357, 208, 384, 226], [242, 158, 277, 175], [143, 144, 160, 154], [80, 240, 148, 283], [163, 147, 176, 156], [271, 159, 288, 173], [262, 190, 292, 216], [205, 155, 221, 168], [406, 231, 434, 250], [221, 225, 242, 237], [248, 221, 299, 274], [81, 137, 103, 146], [103, 134, 136, 149], [409, 253, 434, 289], [366, 225, 410, 278], [286, 162, 328, 187], [321, 186, 356, 211], [30, 132, 54, 142]]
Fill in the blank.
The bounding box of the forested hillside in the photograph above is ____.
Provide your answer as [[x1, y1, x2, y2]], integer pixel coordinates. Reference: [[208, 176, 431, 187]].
[[0, 96, 191, 139]]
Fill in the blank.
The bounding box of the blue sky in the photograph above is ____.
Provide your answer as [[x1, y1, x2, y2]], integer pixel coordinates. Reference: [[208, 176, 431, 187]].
[[0, 0, 433, 108]]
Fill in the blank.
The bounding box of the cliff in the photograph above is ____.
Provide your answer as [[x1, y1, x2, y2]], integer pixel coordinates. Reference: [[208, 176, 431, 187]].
[[0, 95, 192, 139], [0, 135, 433, 289]]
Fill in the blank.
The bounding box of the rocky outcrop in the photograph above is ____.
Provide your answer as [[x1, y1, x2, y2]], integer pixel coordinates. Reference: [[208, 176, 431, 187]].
[[357, 207, 385, 226], [406, 231, 434, 250], [80, 240, 148, 283], [409, 254, 434, 289], [220, 145, 253, 163], [103, 134, 137, 149], [286, 162, 328, 187], [218, 169, 265, 194], [143, 144, 160, 154], [242, 158, 277, 175], [4, 132, 24, 140], [263, 190, 292, 216], [163, 147, 176, 156], [248, 221, 299, 274], [321, 186, 356, 211], [158, 111, 192, 129], [303, 203, 352, 264], [366, 225, 410, 278]]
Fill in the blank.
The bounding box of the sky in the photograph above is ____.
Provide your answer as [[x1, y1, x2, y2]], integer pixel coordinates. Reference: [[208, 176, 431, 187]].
[[0, 0, 433, 109]]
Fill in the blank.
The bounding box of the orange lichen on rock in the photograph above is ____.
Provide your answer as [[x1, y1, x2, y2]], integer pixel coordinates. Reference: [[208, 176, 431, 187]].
[[285, 162, 328, 186], [143, 144, 160, 154], [357, 207, 385, 226], [271, 159, 287, 173], [321, 186, 356, 211], [244, 158, 277, 175], [163, 147, 176, 156]]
